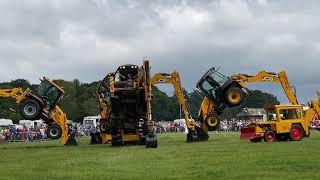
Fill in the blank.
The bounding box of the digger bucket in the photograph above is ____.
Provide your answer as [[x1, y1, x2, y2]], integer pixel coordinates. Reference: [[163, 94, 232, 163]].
[[240, 127, 256, 140], [64, 131, 78, 146]]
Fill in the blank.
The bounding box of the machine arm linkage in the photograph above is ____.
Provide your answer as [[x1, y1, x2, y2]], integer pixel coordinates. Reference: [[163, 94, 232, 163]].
[[231, 71, 299, 105], [150, 72, 196, 131]]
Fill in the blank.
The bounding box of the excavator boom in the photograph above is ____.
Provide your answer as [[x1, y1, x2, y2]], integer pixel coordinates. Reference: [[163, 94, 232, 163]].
[[151, 72, 208, 141], [231, 71, 298, 105]]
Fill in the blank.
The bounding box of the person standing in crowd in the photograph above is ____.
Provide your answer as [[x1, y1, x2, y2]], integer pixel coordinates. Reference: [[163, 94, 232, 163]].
[[0, 129, 4, 142], [40, 126, 45, 140], [5, 128, 11, 141]]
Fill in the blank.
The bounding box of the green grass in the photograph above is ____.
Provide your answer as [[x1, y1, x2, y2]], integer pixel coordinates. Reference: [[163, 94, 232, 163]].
[[1, 132, 320, 180]]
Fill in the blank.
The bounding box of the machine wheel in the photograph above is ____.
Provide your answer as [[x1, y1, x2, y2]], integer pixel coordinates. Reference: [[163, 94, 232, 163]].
[[47, 124, 62, 139], [264, 131, 276, 142], [289, 124, 304, 141], [225, 86, 244, 106], [99, 119, 110, 134], [205, 114, 220, 131], [20, 99, 42, 120]]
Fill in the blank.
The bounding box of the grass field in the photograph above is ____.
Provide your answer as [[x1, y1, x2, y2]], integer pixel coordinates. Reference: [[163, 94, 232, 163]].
[[1, 132, 320, 180]]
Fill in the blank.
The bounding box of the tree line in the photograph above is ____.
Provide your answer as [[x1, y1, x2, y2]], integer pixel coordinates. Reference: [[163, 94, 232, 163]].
[[0, 79, 279, 123]]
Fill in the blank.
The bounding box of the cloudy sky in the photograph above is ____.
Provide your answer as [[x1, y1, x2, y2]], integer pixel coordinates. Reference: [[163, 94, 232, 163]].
[[0, 0, 319, 103]]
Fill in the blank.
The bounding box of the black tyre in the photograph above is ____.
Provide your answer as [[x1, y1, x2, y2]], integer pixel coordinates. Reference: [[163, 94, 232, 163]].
[[264, 131, 276, 142], [146, 134, 158, 148], [47, 124, 62, 139], [99, 119, 110, 134], [205, 114, 220, 131], [20, 99, 42, 120], [289, 124, 304, 141], [225, 86, 244, 106]]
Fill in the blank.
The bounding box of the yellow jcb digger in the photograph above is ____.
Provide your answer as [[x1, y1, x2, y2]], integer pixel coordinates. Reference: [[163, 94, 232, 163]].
[[195, 68, 298, 138], [0, 77, 77, 146], [96, 59, 157, 148], [96, 59, 208, 145], [240, 91, 320, 142]]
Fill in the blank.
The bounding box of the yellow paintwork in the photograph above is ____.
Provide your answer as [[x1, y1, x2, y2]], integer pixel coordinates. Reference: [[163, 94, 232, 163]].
[[252, 98, 320, 138], [228, 90, 241, 103], [231, 71, 298, 105], [121, 130, 140, 142], [101, 133, 112, 144], [97, 59, 155, 143], [0, 77, 72, 146], [199, 97, 216, 134]]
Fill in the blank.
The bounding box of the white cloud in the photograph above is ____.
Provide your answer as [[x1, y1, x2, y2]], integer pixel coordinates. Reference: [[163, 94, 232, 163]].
[[0, 0, 319, 103]]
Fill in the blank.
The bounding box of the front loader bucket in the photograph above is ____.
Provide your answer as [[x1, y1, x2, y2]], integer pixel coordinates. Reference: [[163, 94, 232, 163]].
[[240, 127, 256, 140]]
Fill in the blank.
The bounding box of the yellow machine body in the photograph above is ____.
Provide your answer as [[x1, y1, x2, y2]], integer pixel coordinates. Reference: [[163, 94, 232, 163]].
[[241, 92, 320, 142], [0, 77, 76, 146]]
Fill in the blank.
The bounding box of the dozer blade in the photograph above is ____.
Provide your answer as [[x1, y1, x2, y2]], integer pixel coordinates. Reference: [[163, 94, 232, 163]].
[[240, 127, 256, 140]]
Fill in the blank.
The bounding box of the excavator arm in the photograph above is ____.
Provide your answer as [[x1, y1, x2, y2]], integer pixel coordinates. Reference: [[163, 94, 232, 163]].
[[231, 71, 298, 105], [150, 72, 195, 129], [151, 72, 208, 141]]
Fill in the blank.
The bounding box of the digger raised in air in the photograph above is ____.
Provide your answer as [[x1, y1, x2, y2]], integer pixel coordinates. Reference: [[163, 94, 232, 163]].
[[0, 77, 77, 146]]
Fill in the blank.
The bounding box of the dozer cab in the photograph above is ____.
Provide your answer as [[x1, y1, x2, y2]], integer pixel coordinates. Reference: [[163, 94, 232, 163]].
[[0, 77, 77, 146], [240, 92, 320, 142]]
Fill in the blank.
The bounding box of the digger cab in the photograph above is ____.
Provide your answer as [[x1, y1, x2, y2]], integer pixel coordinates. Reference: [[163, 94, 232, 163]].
[[264, 105, 304, 122], [196, 67, 246, 113], [241, 104, 307, 142], [115, 64, 139, 81], [37, 77, 65, 110], [19, 77, 65, 121]]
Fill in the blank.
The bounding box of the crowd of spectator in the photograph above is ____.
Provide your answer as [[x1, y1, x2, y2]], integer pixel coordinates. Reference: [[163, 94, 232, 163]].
[[0, 124, 85, 143], [155, 121, 186, 133], [218, 119, 263, 131], [4, 117, 309, 143], [0, 125, 48, 142], [154, 119, 265, 133]]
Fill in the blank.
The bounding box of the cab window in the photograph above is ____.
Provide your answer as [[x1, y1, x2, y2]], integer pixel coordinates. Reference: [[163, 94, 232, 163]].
[[267, 109, 276, 121], [279, 108, 301, 120], [208, 71, 229, 86], [201, 81, 216, 98]]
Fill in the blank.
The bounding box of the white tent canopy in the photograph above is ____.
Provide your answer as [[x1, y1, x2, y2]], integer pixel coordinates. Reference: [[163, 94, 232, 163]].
[[0, 119, 13, 126]]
